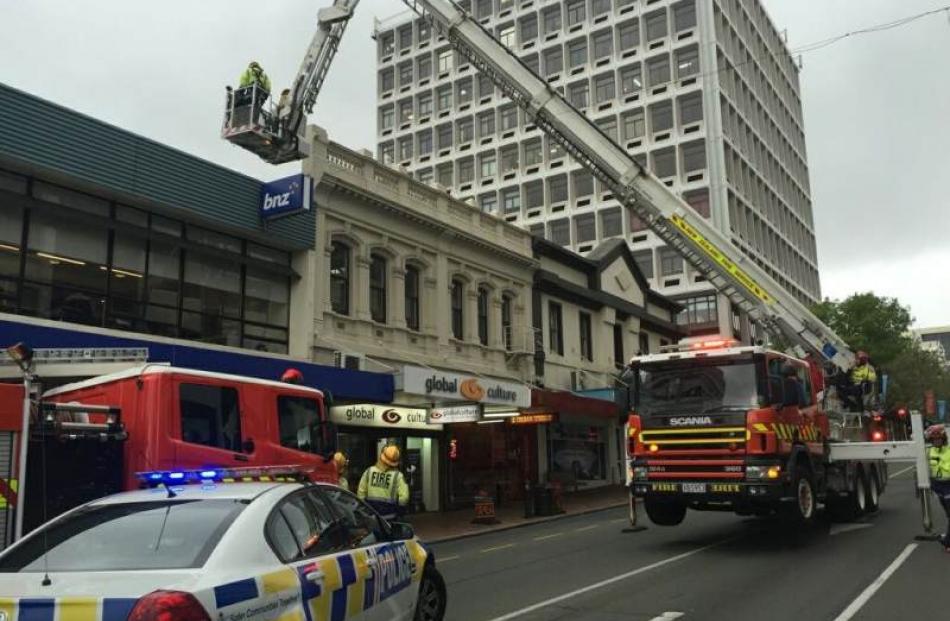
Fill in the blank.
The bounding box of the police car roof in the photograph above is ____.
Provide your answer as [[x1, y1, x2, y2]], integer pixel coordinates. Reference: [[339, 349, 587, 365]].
[[43, 365, 324, 398], [89, 481, 303, 505]]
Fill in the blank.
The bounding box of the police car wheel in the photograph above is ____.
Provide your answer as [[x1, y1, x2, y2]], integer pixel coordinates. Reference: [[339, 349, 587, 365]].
[[414, 567, 447, 621]]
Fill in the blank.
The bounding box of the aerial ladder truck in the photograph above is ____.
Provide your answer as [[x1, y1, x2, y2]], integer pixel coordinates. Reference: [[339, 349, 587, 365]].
[[221, 0, 936, 534]]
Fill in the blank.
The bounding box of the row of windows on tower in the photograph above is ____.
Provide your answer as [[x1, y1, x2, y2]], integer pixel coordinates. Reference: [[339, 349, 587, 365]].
[[329, 244, 515, 348]]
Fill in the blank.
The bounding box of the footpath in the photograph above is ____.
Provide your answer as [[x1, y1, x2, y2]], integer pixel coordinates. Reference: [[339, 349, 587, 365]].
[[410, 484, 629, 543]]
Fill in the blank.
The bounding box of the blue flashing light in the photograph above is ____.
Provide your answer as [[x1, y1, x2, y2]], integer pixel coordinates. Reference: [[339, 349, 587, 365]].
[[148, 473, 163, 481], [200, 470, 219, 479], [168, 472, 186, 481]]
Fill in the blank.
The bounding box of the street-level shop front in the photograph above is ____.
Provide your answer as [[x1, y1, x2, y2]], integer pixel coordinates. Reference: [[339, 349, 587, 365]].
[[532, 389, 622, 490], [328, 403, 443, 513]]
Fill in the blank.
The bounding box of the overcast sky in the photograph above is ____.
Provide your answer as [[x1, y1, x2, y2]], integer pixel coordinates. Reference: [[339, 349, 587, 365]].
[[1, 0, 947, 327]]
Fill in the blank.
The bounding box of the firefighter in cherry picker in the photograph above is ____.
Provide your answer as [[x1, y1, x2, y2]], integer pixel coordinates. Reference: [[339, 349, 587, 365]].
[[226, 61, 273, 126], [358, 445, 410, 521], [926, 424, 950, 551], [849, 350, 877, 410]]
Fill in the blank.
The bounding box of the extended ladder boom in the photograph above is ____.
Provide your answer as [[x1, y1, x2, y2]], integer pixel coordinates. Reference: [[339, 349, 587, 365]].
[[397, 0, 854, 372]]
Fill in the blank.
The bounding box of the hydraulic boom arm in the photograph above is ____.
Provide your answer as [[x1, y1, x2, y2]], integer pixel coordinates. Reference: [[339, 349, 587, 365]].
[[227, 0, 855, 373]]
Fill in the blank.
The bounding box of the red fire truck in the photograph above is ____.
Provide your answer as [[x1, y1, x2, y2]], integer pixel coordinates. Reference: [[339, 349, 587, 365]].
[[5, 360, 338, 540], [623, 341, 887, 529]]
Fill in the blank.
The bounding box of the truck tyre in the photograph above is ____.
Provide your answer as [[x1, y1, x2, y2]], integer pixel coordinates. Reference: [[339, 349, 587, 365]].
[[865, 465, 880, 513], [644, 498, 687, 526], [829, 465, 868, 522], [782, 464, 816, 527]]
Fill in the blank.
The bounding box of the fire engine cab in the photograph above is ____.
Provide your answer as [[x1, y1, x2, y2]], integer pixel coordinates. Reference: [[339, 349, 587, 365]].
[[623, 340, 886, 528]]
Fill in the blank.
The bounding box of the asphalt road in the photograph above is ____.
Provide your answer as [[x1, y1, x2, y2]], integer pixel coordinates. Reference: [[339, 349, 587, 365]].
[[430, 467, 949, 621]]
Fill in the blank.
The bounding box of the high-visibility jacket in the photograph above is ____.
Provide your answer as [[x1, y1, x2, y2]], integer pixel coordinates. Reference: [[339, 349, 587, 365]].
[[930, 446, 950, 480], [850, 363, 877, 385], [338, 475, 349, 490], [239, 67, 271, 93], [357, 465, 409, 518]]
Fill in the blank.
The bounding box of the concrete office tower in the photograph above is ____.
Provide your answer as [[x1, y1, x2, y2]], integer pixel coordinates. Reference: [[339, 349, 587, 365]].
[[375, 0, 819, 338]]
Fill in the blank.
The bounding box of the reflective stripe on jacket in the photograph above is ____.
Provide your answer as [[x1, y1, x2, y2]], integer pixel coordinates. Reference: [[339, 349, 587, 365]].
[[239, 67, 272, 92], [850, 364, 877, 385]]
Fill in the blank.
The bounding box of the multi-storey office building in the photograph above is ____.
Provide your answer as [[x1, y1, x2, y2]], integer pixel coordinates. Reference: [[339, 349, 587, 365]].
[[374, 0, 821, 337]]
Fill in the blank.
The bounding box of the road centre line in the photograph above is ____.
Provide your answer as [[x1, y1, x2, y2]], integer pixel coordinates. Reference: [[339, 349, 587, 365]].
[[889, 465, 915, 479], [832, 543, 918, 621], [609, 517, 629, 524], [575, 524, 599, 532], [486, 537, 735, 621], [438, 555, 460, 562], [481, 543, 516, 553], [533, 532, 564, 541], [647, 613, 685, 621]]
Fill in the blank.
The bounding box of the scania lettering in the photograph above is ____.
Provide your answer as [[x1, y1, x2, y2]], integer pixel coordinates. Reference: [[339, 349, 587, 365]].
[[669, 416, 714, 427]]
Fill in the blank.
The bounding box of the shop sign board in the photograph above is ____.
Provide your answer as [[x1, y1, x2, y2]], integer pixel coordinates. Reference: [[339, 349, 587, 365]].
[[509, 413, 555, 425], [428, 404, 481, 424], [401, 366, 530, 408], [328, 404, 442, 431], [260, 174, 312, 220]]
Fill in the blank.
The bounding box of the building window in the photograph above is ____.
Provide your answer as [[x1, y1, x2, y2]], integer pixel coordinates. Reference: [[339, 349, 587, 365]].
[[594, 73, 615, 104], [457, 77, 473, 105], [398, 62, 413, 87], [679, 92, 703, 125], [618, 20, 639, 51], [451, 279, 464, 339], [479, 193, 498, 213], [673, 0, 697, 31], [502, 294, 513, 351], [619, 64, 643, 95], [568, 81, 590, 109], [418, 19, 431, 42], [477, 287, 490, 345], [499, 24, 515, 48], [399, 26, 413, 50], [525, 180, 544, 209], [398, 136, 413, 161], [651, 101, 674, 133], [500, 105, 518, 131], [601, 208, 622, 237], [685, 189, 710, 218], [438, 49, 453, 73], [458, 117, 474, 143], [544, 47, 563, 76], [502, 186, 521, 214], [548, 302, 564, 355], [398, 99, 413, 124], [369, 254, 387, 323], [677, 294, 718, 327], [613, 323, 624, 369], [180, 384, 241, 451], [418, 130, 433, 156], [549, 175, 568, 203], [417, 92, 433, 117], [330, 242, 350, 315], [633, 250, 654, 279], [647, 54, 671, 88], [566, 0, 586, 27], [520, 15, 538, 43], [380, 68, 395, 92], [573, 170, 594, 198], [437, 86, 452, 112], [676, 46, 699, 79], [543, 7, 562, 34], [597, 114, 617, 141], [437, 163, 453, 187], [645, 10, 668, 41], [592, 30, 613, 61], [478, 111, 496, 137], [568, 39, 587, 69], [418, 55, 432, 79], [592, 0, 610, 17], [576, 213, 596, 243], [459, 157, 475, 183], [380, 106, 394, 130], [405, 265, 421, 331], [653, 147, 677, 178], [580, 312, 593, 362], [478, 74, 494, 99], [638, 332, 650, 355], [549, 218, 570, 245], [622, 110, 645, 140], [479, 152, 497, 178], [682, 140, 707, 173], [437, 123, 453, 150], [476, 0, 492, 18], [660, 246, 684, 276], [524, 139, 543, 166], [379, 32, 395, 57]]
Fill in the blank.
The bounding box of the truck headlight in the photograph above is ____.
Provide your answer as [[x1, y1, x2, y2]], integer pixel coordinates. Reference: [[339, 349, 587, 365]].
[[746, 465, 781, 481], [633, 466, 649, 481]]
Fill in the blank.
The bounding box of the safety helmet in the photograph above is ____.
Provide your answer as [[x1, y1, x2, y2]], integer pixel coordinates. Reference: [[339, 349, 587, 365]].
[[249, 61, 261, 69], [333, 451, 348, 470], [281, 368, 304, 384], [925, 424, 947, 443], [380, 445, 401, 468], [856, 351, 869, 363]]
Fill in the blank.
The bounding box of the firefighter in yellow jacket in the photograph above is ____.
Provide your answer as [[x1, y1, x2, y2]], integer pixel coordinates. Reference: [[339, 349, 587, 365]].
[[358, 445, 410, 520], [926, 424, 950, 551]]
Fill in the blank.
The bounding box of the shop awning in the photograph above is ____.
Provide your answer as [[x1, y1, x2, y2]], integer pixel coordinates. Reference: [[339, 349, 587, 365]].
[[530, 389, 619, 419]]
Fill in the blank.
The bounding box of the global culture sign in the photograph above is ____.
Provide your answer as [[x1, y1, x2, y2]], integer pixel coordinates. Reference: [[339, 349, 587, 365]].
[[401, 366, 530, 408], [260, 173, 312, 220], [428, 404, 482, 425], [328, 404, 443, 431]]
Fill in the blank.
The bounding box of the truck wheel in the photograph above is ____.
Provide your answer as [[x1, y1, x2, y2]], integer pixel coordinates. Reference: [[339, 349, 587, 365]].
[[644, 498, 687, 526], [830, 466, 868, 522], [782, 465, 816, 526], [865, 466, 880, 513]]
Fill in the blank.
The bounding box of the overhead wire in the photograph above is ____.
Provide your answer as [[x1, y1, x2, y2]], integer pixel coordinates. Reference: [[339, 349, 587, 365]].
[[790, 5, 950, 54]]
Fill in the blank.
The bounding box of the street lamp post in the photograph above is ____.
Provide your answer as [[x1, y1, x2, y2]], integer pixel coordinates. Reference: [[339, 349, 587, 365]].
[[6, 343, 35, 542]]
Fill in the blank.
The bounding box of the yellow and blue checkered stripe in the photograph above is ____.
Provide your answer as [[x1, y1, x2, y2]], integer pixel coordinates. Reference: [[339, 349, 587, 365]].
[[0, 596, 138, 621]]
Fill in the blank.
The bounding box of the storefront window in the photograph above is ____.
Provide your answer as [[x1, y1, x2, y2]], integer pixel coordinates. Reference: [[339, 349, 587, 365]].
[[182, 252, 241, 319], [549, 423, 607, 481], [0, 205, 23, 311], [244, 267, 289, 326]]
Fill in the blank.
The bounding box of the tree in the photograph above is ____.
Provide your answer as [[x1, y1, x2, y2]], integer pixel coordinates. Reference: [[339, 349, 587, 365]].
[[812, 292, 913, 368], [886, 346, 950, 411]]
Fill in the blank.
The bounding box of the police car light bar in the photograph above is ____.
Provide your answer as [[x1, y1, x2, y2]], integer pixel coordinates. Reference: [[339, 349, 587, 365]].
[[136, 465, 309, 487]]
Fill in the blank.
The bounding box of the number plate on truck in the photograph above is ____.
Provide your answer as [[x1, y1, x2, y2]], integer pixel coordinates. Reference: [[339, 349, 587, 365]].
[[682, 483, 707, 493]]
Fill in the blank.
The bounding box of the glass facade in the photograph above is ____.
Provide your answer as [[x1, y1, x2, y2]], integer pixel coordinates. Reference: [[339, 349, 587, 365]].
[[0, 168, 292, 353]]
